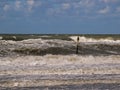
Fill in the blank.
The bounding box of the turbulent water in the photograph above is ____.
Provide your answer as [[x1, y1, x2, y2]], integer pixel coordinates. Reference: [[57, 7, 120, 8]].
[[0, 35, 120, 90]]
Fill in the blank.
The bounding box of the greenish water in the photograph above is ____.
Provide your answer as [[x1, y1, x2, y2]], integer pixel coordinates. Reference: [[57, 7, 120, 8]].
[[0, 34, 120, 41]]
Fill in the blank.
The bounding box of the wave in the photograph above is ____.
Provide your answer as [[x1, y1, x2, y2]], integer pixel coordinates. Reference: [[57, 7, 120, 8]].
[[0, 37, 120, 56]]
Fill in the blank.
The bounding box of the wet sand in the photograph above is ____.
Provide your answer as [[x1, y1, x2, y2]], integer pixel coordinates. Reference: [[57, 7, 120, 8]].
[[1, 83, 120, 90], [0, 74, 120, 90]]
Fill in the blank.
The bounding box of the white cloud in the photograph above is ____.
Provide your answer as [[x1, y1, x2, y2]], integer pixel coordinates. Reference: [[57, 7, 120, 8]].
[[98, 6, 110, 14], [26, 0, 41, 12], [101, 0, 118, 3], [15, 1, 21, 10], [72, 0, 95, 14], [3, 4, 10, 11], [79, 0, 95, 8], [46, 3, 71, 16], [73, 0, 95, 9], [27, 0, 35, 12], [27, 0, 34, 6], [116, 7, 120, 12], [61, 3, 71, 10], [101, 0, 110, 3]]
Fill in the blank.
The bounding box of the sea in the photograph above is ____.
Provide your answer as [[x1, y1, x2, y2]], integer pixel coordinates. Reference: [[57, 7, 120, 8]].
[[0, 34, 120, 90]]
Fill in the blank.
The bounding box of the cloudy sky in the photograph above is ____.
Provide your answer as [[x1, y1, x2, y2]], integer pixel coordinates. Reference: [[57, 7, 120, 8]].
[[0, 0, 120, 34]]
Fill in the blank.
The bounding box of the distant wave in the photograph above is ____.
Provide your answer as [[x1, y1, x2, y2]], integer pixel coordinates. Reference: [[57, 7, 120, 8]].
[[70, 36, 120, 44]]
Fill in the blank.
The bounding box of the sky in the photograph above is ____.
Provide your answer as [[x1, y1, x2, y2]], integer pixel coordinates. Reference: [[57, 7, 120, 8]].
[[0, 0, 120, 34]]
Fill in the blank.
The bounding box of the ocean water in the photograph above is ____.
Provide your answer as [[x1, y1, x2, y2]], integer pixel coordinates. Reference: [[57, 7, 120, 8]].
[[0, 34, 120, 90]]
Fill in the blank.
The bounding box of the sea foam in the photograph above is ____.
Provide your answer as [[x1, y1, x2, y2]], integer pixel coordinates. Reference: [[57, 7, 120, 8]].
[[70, 36, 120, 44]]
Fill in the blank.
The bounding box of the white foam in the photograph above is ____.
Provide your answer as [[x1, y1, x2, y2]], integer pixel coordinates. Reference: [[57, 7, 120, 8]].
[[0, 54, 120, 75], [39, 35, 51, 38], [70, 36, 120, 43], [0, 54, 120, 66], [12, 36, 16, 39], [0, 36, 3, 40], [20, 38, 42, 44]]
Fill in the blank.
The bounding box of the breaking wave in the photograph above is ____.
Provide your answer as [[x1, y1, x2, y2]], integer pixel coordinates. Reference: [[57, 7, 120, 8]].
[[70, 36, 120, 43], [0, 36, 120, 56], [0, 54, 120, 75]]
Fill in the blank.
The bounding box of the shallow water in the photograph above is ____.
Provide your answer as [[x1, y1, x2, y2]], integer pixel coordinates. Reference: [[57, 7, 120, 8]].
[[1, 83, 120, 90], [0, 54, 120, 88]]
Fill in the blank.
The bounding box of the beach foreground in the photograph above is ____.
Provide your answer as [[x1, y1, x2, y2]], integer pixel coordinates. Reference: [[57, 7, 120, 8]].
[[0, 55, 120, 90]]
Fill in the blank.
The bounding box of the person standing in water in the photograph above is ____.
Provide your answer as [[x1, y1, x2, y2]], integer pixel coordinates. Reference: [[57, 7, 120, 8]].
[[76, 36, 79, 54]]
